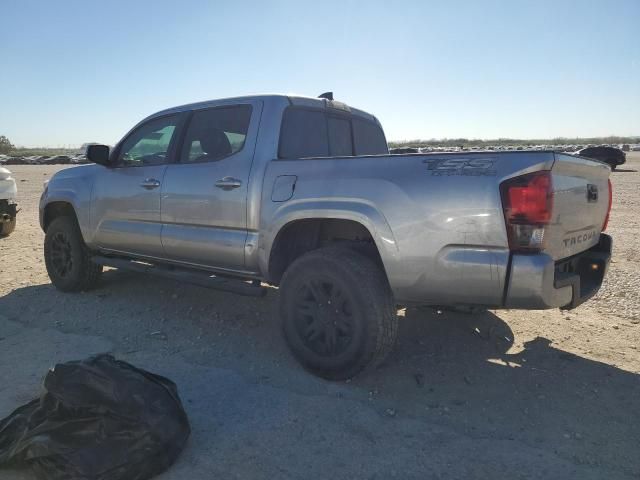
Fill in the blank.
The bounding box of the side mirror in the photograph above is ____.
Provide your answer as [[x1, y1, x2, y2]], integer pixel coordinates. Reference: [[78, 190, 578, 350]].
[[86, 144, 111, 166]]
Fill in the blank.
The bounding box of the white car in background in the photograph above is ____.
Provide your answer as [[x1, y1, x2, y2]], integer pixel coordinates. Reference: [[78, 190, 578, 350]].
[[0, 166, 18, 236]]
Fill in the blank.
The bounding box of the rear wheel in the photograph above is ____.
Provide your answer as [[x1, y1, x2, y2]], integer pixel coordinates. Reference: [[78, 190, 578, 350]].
[[44, 216, 102, 292], [279, 247, 398, 380]]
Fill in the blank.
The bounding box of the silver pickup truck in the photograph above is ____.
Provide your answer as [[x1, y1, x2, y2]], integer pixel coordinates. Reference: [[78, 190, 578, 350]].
[[40, 94, 613, 379]]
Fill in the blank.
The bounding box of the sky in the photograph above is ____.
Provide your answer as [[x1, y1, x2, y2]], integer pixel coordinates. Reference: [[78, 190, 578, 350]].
[[1, 0, 639, 147]]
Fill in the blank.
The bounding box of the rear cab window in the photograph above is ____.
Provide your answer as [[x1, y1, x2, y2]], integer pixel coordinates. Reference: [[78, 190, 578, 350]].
[[278, 109, 329, 159], [278, 107, 387, 159], [352, 118, 388, 155], [327, 116, 353, 156]]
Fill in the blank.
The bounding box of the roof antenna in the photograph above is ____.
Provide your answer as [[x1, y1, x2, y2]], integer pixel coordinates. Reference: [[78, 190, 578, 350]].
[[318, 92, 334, 101]]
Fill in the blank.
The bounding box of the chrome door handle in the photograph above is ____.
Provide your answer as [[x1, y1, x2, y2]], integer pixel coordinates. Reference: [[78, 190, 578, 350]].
[[140, 178, 161, 189], [215, 177, 242, 191]]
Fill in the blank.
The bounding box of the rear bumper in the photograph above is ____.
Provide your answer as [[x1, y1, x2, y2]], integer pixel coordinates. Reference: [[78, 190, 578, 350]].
[[505, 234, 612, 310]]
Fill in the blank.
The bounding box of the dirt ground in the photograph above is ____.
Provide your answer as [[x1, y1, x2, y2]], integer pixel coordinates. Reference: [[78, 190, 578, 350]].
[[1, 154, 639, 479]]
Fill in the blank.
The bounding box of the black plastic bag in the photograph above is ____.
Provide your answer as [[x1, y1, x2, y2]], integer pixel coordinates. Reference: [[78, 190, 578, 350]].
[[0, 354, 190, 480]]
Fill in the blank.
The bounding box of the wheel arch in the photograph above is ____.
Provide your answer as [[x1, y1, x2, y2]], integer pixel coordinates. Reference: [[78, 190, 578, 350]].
[[42, 201, 79, 232], [263, 203, 398, 285]]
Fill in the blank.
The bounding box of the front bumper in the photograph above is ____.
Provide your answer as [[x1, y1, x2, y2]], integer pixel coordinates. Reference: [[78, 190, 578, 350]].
[[0, 199, 17, 223], [505, 234, 612, 310]]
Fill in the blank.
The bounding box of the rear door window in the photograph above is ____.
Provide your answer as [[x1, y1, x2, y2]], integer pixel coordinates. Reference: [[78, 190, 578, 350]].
[[279, 109, 329, 159], [181, 105, 252, 163]]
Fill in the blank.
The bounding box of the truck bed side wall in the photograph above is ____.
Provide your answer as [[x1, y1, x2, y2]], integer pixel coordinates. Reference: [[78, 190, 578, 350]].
[[259, 151, 556, 306]]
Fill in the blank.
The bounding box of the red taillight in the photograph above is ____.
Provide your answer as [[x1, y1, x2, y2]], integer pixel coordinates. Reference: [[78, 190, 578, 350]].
[[602, 178, 612, 231], [500, 171, 553, 252]]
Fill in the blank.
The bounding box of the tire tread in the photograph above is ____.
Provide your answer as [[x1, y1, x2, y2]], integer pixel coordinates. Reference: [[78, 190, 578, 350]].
[[44, 216, 102, 292], [280, 246, 398, 379]]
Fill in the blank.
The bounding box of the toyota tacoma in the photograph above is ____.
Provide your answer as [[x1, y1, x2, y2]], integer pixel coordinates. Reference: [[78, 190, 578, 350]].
[[39, 94, 613, 379]]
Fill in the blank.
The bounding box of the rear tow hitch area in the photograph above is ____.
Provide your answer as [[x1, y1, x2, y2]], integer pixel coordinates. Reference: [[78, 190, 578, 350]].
[[555, 234, 612, 310]]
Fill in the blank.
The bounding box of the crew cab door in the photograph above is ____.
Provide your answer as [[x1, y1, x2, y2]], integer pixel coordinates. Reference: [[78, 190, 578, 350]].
[[160, 101, 261, 270], [91, 113, 183, 257]]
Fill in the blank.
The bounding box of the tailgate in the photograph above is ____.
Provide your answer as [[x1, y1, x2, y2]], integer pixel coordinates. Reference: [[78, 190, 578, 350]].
[[545, 153, 611, 260]]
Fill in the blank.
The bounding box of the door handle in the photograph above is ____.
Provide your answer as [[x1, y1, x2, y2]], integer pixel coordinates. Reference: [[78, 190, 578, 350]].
[[140, 178, 161, 189], [215, 177, 242, 191]]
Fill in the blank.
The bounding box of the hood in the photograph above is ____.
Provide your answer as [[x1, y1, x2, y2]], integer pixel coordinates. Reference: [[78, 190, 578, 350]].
[[51, 163, 102, 179]]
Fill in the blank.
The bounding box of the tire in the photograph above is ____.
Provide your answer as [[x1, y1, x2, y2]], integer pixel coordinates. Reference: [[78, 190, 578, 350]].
[[279, 246, 398, 380], [0, 217, 16, 237], [44, 216, 102, 292]]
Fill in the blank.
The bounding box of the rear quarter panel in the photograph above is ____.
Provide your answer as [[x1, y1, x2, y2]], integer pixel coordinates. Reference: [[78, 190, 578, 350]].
[[260, 151, 556, 306]]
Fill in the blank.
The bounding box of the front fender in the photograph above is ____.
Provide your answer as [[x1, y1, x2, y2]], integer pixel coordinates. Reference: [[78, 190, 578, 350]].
[[39, 170, 96, 242], [258, 198, 399, 278], [40, 191, 84, 231]]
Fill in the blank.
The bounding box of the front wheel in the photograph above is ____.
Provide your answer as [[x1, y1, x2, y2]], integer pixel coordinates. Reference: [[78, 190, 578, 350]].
[[44, 216, 102, 292], [279, 247, 398, 380]]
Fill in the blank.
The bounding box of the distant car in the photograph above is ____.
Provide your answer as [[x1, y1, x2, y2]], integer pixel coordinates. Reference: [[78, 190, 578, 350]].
[[44, 155, 71, 165], [575, 146, 626, 170], [389, 147, 419, 154], [71, 154, 89, 164], [621, 144, 630, 152]]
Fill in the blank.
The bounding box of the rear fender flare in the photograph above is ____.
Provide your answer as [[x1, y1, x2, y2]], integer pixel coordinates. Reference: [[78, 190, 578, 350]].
[[260, 199, 399, 278]]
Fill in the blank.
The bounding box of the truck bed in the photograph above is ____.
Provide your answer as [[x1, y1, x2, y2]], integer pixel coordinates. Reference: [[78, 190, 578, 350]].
[[261, 150, 610, 307]]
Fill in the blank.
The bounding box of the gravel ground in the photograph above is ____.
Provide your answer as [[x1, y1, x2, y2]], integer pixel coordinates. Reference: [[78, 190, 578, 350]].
[[1, 154, 639, 479]]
